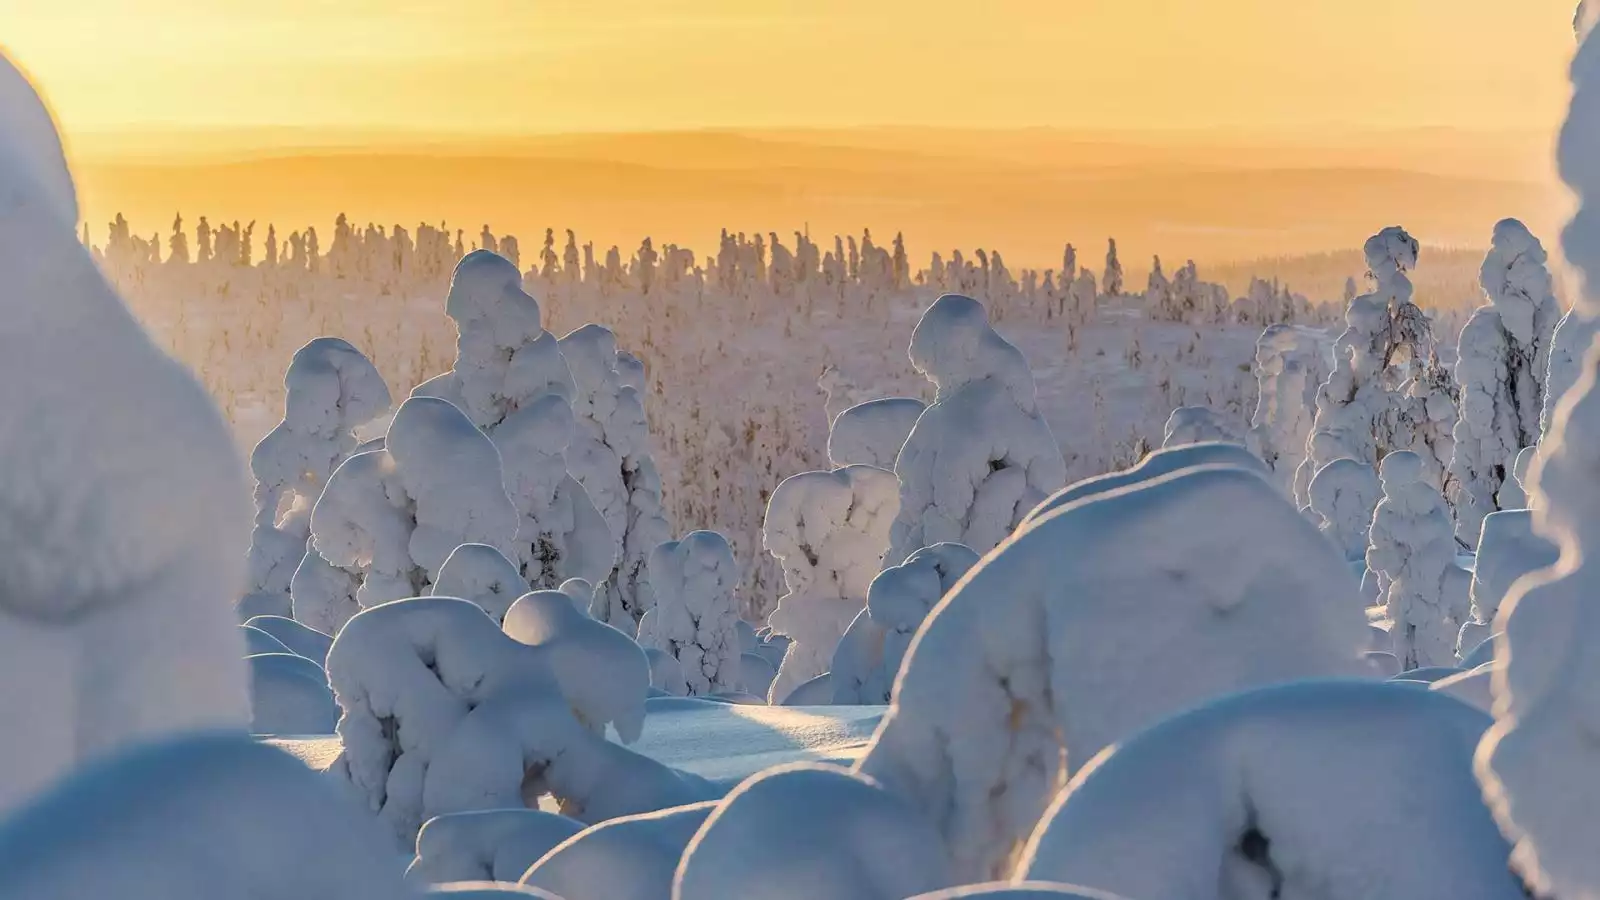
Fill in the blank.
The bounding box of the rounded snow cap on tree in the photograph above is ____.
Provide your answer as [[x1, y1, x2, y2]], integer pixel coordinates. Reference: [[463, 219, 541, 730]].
[[386, 396, 505, 478], [1364, 226, 1419, 297], [1379, 450, 1424, 487], [281, 337, 392, 434], [446, 249, 540, 326], [433, 543, 526, 622], [0, 52, 77, 227], [909, 294, 1034, 406], [560, 324, 620, 392], [1481, 219, 1555, 346]]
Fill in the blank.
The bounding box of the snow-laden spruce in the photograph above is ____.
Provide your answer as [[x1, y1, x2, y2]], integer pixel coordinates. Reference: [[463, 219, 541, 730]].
[[1543, 307, 1599, 438], [1161, 406, 1244, 448], [0, 734, 412, 900], [886, 295, 1066, 565], [432, 543, 528, 623], [832, 543, 981, 705], [292, 397, 519, 634], [674, 764, 953, 900], [414, 250, 617, 592], [502, 589, 651, 739], [1018, 681, 1523, 900], [1456, 510, 1559, 659], [1025, 441, 1270, 525], [762, 465, 899, 703], [326, 596, 660, 850], [407, 809, 583, 885], [1249, 325, 1327, 489], [0, 54, 253, 817], [637, 532, 742, 696], [1367, 451, 1467, 669], [560, 324, 672, 634], [1450, 220, 1561, 549], [856, 465, 1371, 882], [827, 397, 927, 469], [1304, 458, 1382, 564], [1475, 23, 1600, 893], [244, 338, 391, 617]]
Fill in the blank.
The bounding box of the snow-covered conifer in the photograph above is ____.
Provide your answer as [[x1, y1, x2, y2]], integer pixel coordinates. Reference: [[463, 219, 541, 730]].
[[1248, 325, 1325, 485], [1450, 220, 1561, 548], [886, 295, 1066, 564], [858, 466, 1370, 881], [559, 325, 670, 633], [1366, 451, 1466, 669], [244, 338, 391, 616], [1102, 239, 1123, 297], [1456, 509, 1558, 658], [292, 397, 518, 633], [762, 466, 899, 703], [0, 55, 252, 815], [1304, 458, 1382, 564], [636, 532, 741, 696], [432, 542, 527, 623], [832, 543, 980, 705], [827, 397, 926, 470]]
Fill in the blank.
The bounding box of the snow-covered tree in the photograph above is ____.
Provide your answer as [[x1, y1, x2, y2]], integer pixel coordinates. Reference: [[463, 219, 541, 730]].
[[831, 543, 980, 706], [857, 466, 1370, 881], [1019, 682, 1523, 900], [1450, 219, 1561, 549], [1145, 255, 1170, 318], [413, 250, 616, 591], [559, 324, 671, 634], [406, 809, 583, 886], [1248, 324, 1325, 486], [1102, 238, 1123, 297], [1455, 509, 1559, 659], [244, 338, 391, 617], [291, 397, 519, 634], [1304, 458, 1382, 564], [886, 295, 1067, 565], [636, 532, 741, 696], [1543, 308, 1598, 438], [431, 542, 527, 623], [1366, 451, 1465, 669], [827, 397, 926, 470], [675, 764, 953, 900], [762, 466, 899, 703], [1161, 406, 1245, 448], [0, 56, 252, 815], [522, 802, 716, 900]]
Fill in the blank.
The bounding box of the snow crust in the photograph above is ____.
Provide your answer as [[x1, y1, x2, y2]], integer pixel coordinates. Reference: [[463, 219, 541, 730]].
[[0, 734, 411, 900], [858, 466, 1371, 881], [0, 55, 252, 816], [1450, 220, 1559, 548], [408, 809, 584, 885], [827, 397, 927, 469], [1019, 681, 1521, 900], [763, 465, 899, 702], [637, 533, 742, 696], [294, 396, 519, 633], [832, 543, 981, 706], [887, 295, 1066, 564], [674, 764, 952, 900]]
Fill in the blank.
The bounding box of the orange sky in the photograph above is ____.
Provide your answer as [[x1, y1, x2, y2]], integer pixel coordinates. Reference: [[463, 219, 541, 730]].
[[4, 0, 1581, 151]]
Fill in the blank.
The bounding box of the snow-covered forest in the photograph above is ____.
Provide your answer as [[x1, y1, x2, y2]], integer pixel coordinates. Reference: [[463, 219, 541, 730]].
[[9, 6, 1600, 899]]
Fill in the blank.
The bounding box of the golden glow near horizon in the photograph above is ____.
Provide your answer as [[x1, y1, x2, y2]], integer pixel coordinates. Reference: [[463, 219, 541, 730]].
[[4, 0, 1581, 148]]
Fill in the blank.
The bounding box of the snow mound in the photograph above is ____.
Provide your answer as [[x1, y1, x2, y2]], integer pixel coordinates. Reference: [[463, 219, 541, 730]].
[[428, 884, 560, 899], [740, 651, 778, 698], [1457, 510, 1559, 658], [645, 647, 688, 694], [503, 589, 650, 742], [244, 614, 333, 666], [908, 886, 1131, 900], [778, 673, 834, 706], [0, 733, 410, 900], [295, 396, 519, 633], [832, 543, 981, 705], [674, 764, 952, 900], [559, 578, 593, 610], [522, 802, 715, 900], [1019, 681, 1521, 900], [887, 295, 1066, 563], [248, 652, 338, 735], [242, 624, 291, 656], [1305, 457, 1381, 563], [763, 465, 899, 702], [247, 337, 391, 607], [858, 466, 1371, 881], [1434, 663, 1497, 713], [434, 543, 530, 624], [0, 54, 252, 815], [828, 397, 927, 469], [1023, 441, 1268, 526], [638, 533, 742, 696], [408, 809, 584, 885], [1162, 406, 1244, 448]]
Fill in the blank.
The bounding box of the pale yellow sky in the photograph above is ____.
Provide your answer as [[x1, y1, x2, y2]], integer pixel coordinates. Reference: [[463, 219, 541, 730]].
[[3, 0, 1582, 145]]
